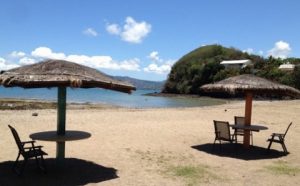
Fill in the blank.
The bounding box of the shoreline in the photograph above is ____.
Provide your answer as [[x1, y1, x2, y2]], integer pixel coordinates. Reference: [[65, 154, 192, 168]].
[[0, 97, 298, 111], [0, 98, 120, 110], [146, 92, 299, 100]]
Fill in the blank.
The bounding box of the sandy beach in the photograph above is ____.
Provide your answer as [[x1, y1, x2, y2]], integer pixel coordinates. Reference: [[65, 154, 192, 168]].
[[0, 99, 299, 186]]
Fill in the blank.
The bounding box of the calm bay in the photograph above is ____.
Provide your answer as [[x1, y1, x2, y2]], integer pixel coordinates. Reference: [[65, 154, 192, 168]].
[[0, 87, 226, 108]]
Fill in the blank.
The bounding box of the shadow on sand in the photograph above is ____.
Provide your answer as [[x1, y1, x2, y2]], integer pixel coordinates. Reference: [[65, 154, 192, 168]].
[[191, 143, 287, 160], [0, 158, 118, 186]]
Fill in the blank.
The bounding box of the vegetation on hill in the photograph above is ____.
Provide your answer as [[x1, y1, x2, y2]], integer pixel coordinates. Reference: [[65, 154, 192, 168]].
[[114, 76, 164, 90], [162, 45, 300, 95]]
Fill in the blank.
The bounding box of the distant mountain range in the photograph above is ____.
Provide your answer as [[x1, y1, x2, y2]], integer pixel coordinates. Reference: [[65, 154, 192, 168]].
[[114, 76, 165, 90]]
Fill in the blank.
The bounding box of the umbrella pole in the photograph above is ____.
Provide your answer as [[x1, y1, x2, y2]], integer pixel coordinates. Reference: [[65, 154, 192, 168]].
[[243, 91, 252, 148], [57, 86, 66, 159]]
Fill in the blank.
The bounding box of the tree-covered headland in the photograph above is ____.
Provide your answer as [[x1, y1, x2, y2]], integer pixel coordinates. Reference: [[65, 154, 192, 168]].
[[162, 45, 300, 95]]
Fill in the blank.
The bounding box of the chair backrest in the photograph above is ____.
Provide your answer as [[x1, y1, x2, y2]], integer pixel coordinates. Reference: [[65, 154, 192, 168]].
[[234, 116, 245, 125], [213, 120, 231, 140], [8, 125, 24, 153], [234, 116, 245, 133], [283, 122, 293, 138]]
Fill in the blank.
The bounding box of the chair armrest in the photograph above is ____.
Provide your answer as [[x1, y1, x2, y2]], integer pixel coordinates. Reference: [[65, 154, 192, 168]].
[[22, 140, 36, 144], [268, 133, 285, 141], [32, 145, 43, 149], [31, 146, 46, 155], [24, 145, 43, 149], [23, 147, 32, 149], [271, 133, 284, 138], [22, 140, 36, 148], [24, 145, 44, 152], [22, 141, 36, 146]]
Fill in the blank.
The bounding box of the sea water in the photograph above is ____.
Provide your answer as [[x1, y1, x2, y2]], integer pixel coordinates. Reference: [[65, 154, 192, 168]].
[[0, 87, 225, 108]]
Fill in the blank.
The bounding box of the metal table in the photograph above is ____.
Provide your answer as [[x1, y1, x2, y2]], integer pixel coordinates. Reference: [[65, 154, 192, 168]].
[[230, 124, 268, 147], [30, 130, 91, 160], [230, 124, 268, 132]]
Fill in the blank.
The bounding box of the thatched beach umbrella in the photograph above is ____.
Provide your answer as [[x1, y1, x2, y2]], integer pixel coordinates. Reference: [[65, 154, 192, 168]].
[[200, 74, 300, 148], [0, 59, 136, 158]]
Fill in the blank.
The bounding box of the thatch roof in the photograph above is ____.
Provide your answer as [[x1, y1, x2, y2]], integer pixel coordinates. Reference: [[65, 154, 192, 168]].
[[0, 59, 136, 93], [200, 74, 300, 98]]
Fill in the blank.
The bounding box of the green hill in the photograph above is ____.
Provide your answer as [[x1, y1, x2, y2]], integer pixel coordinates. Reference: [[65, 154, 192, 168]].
[[162, 44, 300, 95]]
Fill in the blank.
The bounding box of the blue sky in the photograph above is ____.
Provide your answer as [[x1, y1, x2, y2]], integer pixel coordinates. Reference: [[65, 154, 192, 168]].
[[0, 0, 299, 81]]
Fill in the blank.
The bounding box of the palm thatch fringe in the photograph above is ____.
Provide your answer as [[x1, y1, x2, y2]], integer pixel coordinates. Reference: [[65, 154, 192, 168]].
[[0, 59, 135, 93], [200, 74, 300, 98]]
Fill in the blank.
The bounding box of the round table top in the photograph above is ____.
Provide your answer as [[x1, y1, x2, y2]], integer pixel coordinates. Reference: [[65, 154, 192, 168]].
[[230, 124, 268, 131], [30, 130, 91, 142]]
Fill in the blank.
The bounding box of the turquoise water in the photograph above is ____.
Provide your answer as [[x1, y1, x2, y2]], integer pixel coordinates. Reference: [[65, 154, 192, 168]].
[[0, 87, 225, 108]]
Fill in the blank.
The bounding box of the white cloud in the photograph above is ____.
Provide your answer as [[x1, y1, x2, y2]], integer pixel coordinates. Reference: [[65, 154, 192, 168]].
[[83, 28, 98, 37], [106, 16, 151, 44], [31, 47, 66, 59], [118, 58, 140, 71], [144, 51, 175, 74], [1, 46, 142, 73], [10, 51, 26, 58], [243, 48, 254, 54], [19, 57, 37, 65], [258, 50, 264, 56], [144, 63, 172, 74], [66, 55, 112, 68], [66, 55, 140, 71], [66, 55, 118, 70], [268, 41, 291, 59], [31, 46, 140, 71], [0, 57, 20, 70], [121, 17, 151, 43], [106, 24, 120, 35], [148, 51, 161, 62]]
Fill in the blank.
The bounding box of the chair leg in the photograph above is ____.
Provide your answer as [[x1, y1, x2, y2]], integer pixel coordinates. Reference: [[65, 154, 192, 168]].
[[34, 155, 40, 169], [267, 135, 275, 151], [234, 134, 237, 143], [19, 158, 28, 176], [212, 138, 217, 151], [251, 132, 253, 146], [32, 153, 46, 173], [12, 153, 21, 174], [212, 139, 222, 151], [267, 140, 273, 151], [233, 140, 239, 152], [39, 155, 47, 173], [281, 142, 288, 154]]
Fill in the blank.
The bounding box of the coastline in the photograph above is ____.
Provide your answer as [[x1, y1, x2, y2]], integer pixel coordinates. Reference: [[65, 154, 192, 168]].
[[0, 98, 120, 110], [1, 96, 296, 110], [0, 96, 297, 111], [146, 92, 299, 101]]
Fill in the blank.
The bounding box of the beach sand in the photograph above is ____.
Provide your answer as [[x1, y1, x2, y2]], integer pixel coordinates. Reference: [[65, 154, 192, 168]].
[[0, 100, 299, 185]]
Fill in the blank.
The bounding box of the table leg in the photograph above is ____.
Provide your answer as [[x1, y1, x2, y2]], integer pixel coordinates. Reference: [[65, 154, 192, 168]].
[[243, 130, 250, 148], [57, 87, 66, 160], [244, 92, 252, 149], [57, 87, 66, 135], [56, 142, 65, 160]]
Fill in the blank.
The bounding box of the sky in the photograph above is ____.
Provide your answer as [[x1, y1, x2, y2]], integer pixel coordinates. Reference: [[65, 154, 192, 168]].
[[0, 0, 299, 81]]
